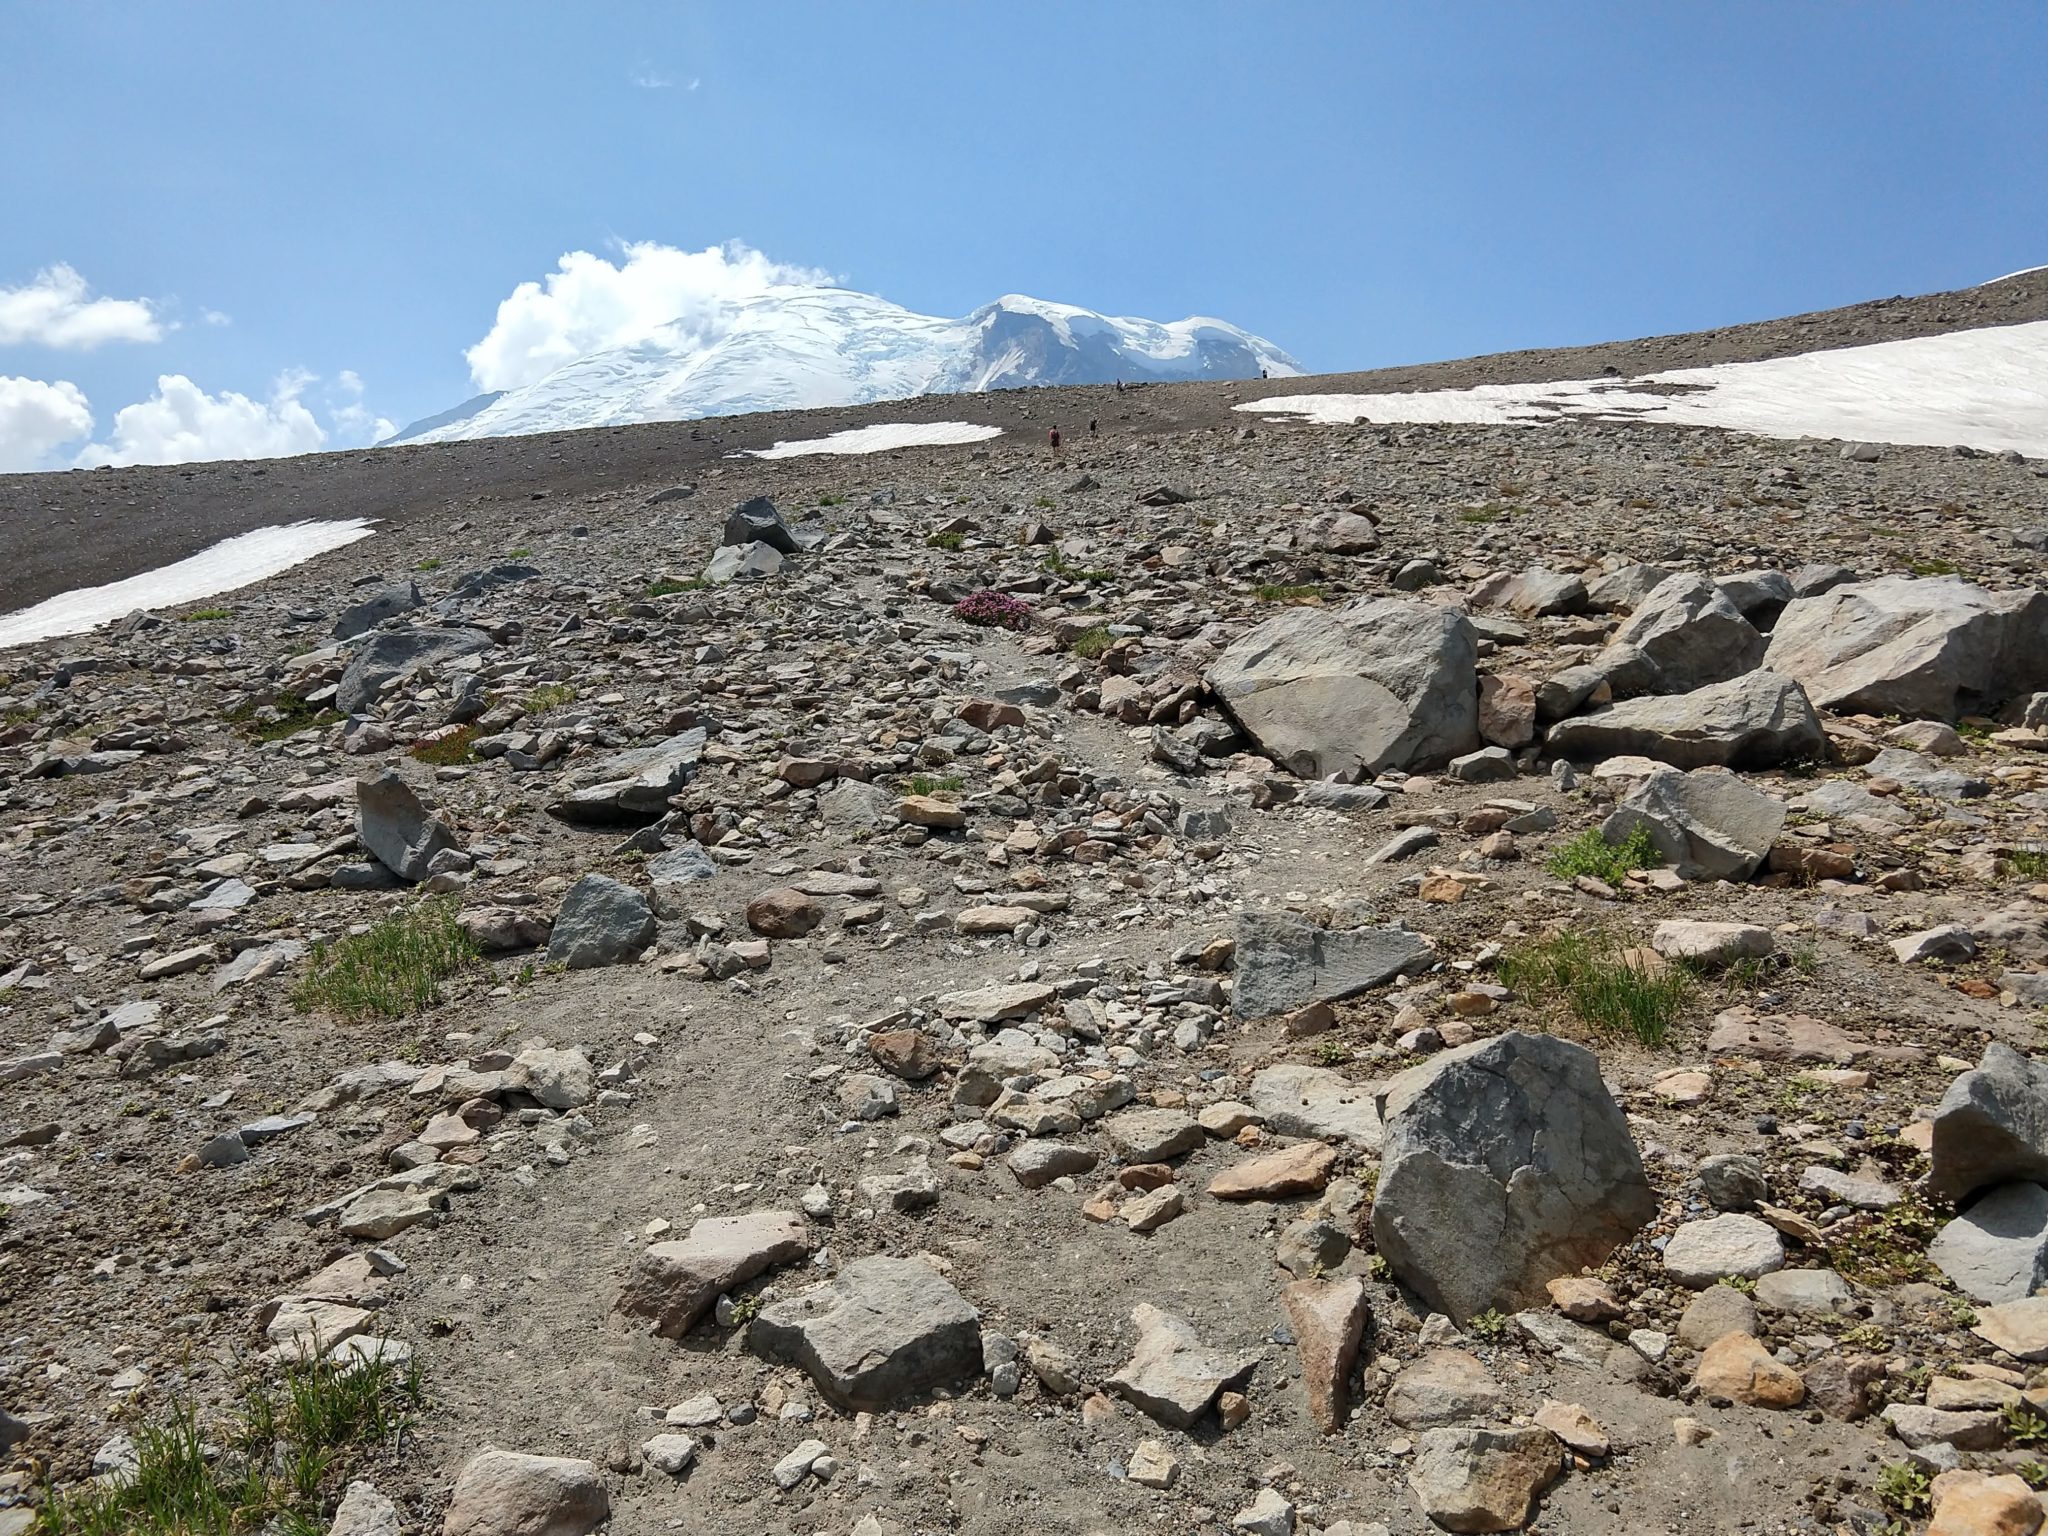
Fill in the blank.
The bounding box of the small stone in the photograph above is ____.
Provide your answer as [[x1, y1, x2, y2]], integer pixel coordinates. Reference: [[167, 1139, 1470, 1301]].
[[1692, 1333, 1805, 1409]]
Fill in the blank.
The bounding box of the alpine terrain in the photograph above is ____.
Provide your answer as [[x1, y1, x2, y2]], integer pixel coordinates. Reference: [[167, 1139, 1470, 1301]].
[[385, 288, 1303, 445], [2, 268, 2048, 1536]]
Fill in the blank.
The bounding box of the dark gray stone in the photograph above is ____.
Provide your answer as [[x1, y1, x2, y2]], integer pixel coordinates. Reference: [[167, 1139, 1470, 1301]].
[[1608, 572, 1764, 692], [750, 1256, 982, 1411], [354, 769, 457, 883], [1545, 671, 1824, 770], [1929, 1043, 2048, 1204], [331, 581, 421, 640], [546, 730, 707, 825], [546, 874, 656, 970], [336, 626, 492, 715], [1231, 910, 1433, 1020]]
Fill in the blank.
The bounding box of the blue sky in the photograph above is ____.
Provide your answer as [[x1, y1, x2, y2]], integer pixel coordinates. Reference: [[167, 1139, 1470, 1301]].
[[1, 1, 2042, 469]]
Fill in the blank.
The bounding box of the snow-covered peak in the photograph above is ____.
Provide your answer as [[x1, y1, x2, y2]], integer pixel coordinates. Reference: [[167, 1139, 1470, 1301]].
[[386, 285, 1300, 445]]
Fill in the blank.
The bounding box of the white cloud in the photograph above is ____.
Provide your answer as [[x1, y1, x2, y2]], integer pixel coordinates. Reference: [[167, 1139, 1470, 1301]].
[[0, 264, 165, 349], [632, 68, 675, 89], [464, 239, 836, 392], [329, 370, 395, 447], [75, 372, 327, 467], [201, 308, 233, 327], [0, 375, 94, 471]]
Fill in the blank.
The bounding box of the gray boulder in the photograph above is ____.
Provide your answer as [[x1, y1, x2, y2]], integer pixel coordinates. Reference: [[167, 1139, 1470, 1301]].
[[1601, 766, 1784, 881], [1493, 568, 1586, 618], [1931, 1183, 2048, 1304], [1715, 569, 1795, 625], [617, 1210, 809, 1337], [445, 563, 539, 604], [546, 729, 707, 825], [1585, 563, 1673, 612], [354, 769, 457, 883], [704, 541, 785, 584], [1231, 910, 1434, 1020], [1371, 1032, 1654, 1321], [749, 1256, 982, 1411], [1608, 572, 1765, 692], [722, 495, 818, 554], [1544, 670, 1823, 770], [336, 626, 492, 715], [1206, 598, 1480, 778], [440, 1449, 607, 1536], [1929, 1043, 2048, 1203], [331, 581, 421, 641], [1763, 575, 2048, 718], [546, 874, 656, 969]]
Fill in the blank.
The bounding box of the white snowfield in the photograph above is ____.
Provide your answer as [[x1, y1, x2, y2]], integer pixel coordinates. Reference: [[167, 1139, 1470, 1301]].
[[389, 287, 1300, 445], [1239, 319, 2048, 458], [0, 519, 375, 650], [747, 422, 1004, 459]]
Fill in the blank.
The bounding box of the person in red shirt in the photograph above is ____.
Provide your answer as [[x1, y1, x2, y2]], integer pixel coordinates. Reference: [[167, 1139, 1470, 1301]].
[[1048, 426, 1062, 449]]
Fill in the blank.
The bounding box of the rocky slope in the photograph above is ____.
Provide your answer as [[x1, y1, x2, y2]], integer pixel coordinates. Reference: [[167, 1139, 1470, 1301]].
[[1, 293, 2047, 1536]]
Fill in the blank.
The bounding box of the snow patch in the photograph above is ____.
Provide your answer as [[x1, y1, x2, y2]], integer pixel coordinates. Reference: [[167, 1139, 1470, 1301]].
[[748, 422, 1003, 459], [1238, 320, 2048, 458], [0, 519, 376, 650]]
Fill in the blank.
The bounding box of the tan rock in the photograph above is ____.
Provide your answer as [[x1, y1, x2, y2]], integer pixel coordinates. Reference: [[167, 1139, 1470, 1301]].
[[1545, 1276, 1623, 1322], [897, 794, 966, 829], [1533, 1399, 1609, 1459], [744, 886, 822, 938], [1692, 1333, 1805, 1409], [867, 1028, 941, 1080], [1283, 1276, 1370, 1434], [616, 1210, 809, 1338], [1409, 1426, 1563, 1533], [1928, 1471, 2046, 1536], [1207, 1140, 1338, 1200], [441, 1449, 608, 1536]]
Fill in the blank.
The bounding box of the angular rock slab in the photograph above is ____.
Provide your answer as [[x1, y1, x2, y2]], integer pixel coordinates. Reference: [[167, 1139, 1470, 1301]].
[[1763, 575, 2048, 718], [547, 729, 708, 825], [1544, 670, 1824, 770], [1930, 1043, 2048, 1204], [750, 1256, 981, 1411], [545, 874, 656, 970], [1232, 909, 1433, 1020], [354, 768, 457, 883], [1283, 1277, 1369, 1434], [1601, 766, 1784, 881], [337, 625, 491, 715], [440, 1448, 608, 1536], [1206, 598, 1480, 778], [1106, 1303, 1258, 1430], [1608, 572, 1764, 693], [1248, 1063, 1384, 1148], [616, 1210, 808, 1338], [1408, 1426, 1563, 1534], [1371, 1032, 1653, 1322], [1930, 1182, 2048, 1303]]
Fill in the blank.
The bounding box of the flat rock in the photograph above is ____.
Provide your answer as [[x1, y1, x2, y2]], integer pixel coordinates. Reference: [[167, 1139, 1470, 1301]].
[[1106, 1303, 1258, 1430], [546, 730, 708, 825], [1208, 1140, 1337, 1200], [938, 982, 1054, 1023], [440, 1448, 608, 1536], [1931, 1181, 2048, 1303], [1102, 1108, 1203, 1163], [1652, 920, 1773, 966], [1693, 1333, 1804, 1409], [1388, 1349, 1503, 1430], [1602, 766, 1784, 882], [1973, 1297, 2048, 1361], [337, 626, 491, 716], [1408, 1426, 1563, 1534], [1248, 1063, 1384, 1148], [1545, 671, 1824, 770], [1283, 1276, 1370, 1433], [750, 1256, 982, 1411], [617, 1210, 809, 1338], [1232, 909, 1433, 1020], [1662, 1214, 1785, 1287], [1753, 1268, 1853, 1316]]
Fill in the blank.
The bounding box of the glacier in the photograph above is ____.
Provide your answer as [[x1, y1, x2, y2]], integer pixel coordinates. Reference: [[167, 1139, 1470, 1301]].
[[386, 287, 1300, 445]]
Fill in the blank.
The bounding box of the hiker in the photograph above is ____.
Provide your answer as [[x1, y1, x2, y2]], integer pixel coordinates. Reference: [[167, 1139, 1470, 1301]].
[[1088, 417, 1097, 436], [1114, 379, 1123, 394], [1048, 425, 1062, 449]]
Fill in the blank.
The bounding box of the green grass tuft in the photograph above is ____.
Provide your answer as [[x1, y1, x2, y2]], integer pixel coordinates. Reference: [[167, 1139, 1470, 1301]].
[[1499, 928, 1692, 1047], [925, 531, 965, 551], [2003, 850, 2048, 880], [644, 577, 707, 597], [180, 607, 233, 623], [1043, 551, 1110, 583], [1544, 824, 1660, 884], [1068, 626, 1113, 660], [905, 773, 964, 797], [293, 899, 480, 1023], [37, 1351, 422, 1536], [224, 695, 340, 743], [522, 682, 577, 714], [408, 724, 483, 767], [1907, 558, 1959, 577]]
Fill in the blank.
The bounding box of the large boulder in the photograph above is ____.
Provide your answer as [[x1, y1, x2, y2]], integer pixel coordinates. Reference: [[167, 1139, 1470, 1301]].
[[1206, 599, 1480, 778], [749, 1256, 981, 1411], [1371, 1032, 1654, 1322], [1231, 910, 1434, 1019], [337, 626, 492, 715], [354, 769, 458, 882], [1763, 576, 2048, 718], [722, 495, 819, 554], [1608, 573, 1765, 693], [1930, 1182, 2048, 1304], [545, 874, 656, 969], [1600, 766, 1784, 881], [1543, 671, 1824, 770], [332, 581, 421, 641], [546, 729, 707, 825], [1929, 1043, 2048, 1204], [440, 1449, 607, 1536]]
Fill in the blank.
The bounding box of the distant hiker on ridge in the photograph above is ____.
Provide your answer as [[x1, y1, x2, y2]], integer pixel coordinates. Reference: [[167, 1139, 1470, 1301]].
[[1048, 425, 1062, 449]]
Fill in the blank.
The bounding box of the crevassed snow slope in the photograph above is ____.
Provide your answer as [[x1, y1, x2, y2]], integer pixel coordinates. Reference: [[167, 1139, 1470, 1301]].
[[1238, 320, 2048, 457], [390, 287, 1300, 444], [748, 422, 1004, 459]]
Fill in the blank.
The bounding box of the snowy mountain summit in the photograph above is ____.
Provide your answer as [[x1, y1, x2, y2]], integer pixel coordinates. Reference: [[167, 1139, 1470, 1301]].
[[386, 286, 1301, 444]]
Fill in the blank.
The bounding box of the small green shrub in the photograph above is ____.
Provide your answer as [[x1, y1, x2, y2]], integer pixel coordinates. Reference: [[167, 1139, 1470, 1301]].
[[1907, 558, 1958, 577], [818, 492, 846, 506], [645, 577, 706, 597], [2003, 850, 2048, 880], [413, 557, 442, 572], [522, 682, 577, 714], [224, 695, 340, 743], [1544, 824, 1661, 884], [1498, 928, 1692, 1047], [1069, 626, 1113, 660], [1832, 1195, 1940, 1287], [408, 725, 483, 767], [2006, 1402, 2048, 1446], [925, 532, 965, 551], [1043, 551, 1109, 582], [180, 606, 233, 623], [506, 547, 530, 558], [906, 773, 964, 798], [1467, 1309, 1511, 1342], [1254, 583, 1324, 603], [1876, 1462, 1931, 1515], [293, 899, 480, 1023], [1312, 1038, 1352, 1066]]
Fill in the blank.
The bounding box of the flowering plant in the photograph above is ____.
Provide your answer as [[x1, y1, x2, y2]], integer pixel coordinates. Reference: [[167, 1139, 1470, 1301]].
[[953, 590, 1034, 632]]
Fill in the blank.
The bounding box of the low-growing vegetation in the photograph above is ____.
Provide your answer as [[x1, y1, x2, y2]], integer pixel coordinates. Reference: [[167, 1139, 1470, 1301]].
[[1544, 824, 1661, 884], [38, 1351, 423, 1536], [224, 695, 340, 743], [408, 724, 483, 766], [522, 682, 577, 714], [180, 607, 233, 623], [953, 590, 1034, 631], [1068, 626, 1113, 660], [925, 531, 965, 551], [293, 899, 479, 1023], [1499, 928, 1692, 1047], [906, 773, 965, 797], [644, 576, 706, 597]]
